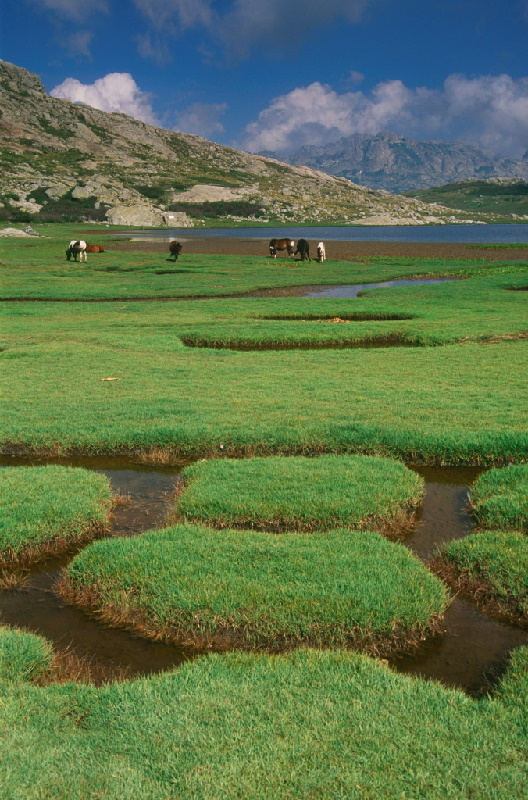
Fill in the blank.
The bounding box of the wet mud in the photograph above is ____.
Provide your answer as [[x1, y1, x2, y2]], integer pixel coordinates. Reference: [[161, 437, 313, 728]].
[[1, 455, 527, 693], [103, 236, 528, 262]]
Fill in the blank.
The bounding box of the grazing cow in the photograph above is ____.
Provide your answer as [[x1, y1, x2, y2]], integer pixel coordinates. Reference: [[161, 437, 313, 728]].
[[85, 244, 105, 253], [295, 239, 310, 261], [169, 240, 183, 260], [66, 240, 87, 262], [269, 238, 294, 258], [317, 242, 326, 263]]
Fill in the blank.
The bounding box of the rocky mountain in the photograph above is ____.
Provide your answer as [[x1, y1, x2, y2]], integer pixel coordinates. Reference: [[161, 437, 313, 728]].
[[0, 60, 479, 227], [262, 131, 528, 194]]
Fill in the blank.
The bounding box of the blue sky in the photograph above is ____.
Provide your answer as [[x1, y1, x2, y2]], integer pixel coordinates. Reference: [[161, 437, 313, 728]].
[[1, 0, 528, 158]]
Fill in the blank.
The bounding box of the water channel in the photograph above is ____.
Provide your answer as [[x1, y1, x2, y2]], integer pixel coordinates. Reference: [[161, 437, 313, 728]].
[[1, 455, 526, 696]]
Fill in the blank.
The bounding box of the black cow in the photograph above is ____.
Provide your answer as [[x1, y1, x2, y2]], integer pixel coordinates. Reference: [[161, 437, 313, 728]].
[[169, 241, 183, 260], [295, 239, 310, 261]]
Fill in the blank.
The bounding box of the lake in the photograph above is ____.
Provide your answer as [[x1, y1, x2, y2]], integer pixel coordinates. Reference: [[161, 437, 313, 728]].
[[126, 223, 528, 245]]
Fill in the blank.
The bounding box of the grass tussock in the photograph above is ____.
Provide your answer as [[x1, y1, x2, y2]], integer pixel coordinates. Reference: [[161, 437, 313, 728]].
[[470, 464, 528, 530], [0, 466, 113, 568], [60, 523, 448, 655], [433, 530, 528, 625], [175, 454, 424, 534]]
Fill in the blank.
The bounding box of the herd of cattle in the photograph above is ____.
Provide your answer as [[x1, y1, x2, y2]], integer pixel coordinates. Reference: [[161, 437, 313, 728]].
[[65, 238, 327, 263]]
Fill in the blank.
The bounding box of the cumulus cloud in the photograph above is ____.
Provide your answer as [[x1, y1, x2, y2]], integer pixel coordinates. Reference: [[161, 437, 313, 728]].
[[173, 101, 227, 138], [50, 73, 160, 125], [242, 74, 528, 158], [63, 30, 94, 58]]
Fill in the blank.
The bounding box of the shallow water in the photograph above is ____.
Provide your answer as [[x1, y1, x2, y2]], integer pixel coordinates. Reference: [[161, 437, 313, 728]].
[[121, 222, 528, 245], [1, 455, 526, 693], [241, 277, 459, 300]]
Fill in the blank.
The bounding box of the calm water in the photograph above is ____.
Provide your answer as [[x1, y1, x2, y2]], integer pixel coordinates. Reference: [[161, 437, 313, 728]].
[[124, 223, 528, 245], [1, 456, 527, 693]]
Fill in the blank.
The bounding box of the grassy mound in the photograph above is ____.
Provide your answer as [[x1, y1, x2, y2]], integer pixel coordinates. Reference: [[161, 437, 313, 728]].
[[1, 647, 528, 799], [436, 530, 528, 623], [0, 627, 53, 682], [0, 465, 113, 566], [471, 464, 528, 530], [176, 454, 423, 533], [61, 523, 447, 653]]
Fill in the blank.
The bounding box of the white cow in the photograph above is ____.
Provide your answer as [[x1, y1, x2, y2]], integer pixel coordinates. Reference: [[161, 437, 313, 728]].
[[66, 240, 87, 262], [316, 242, 326, 263]]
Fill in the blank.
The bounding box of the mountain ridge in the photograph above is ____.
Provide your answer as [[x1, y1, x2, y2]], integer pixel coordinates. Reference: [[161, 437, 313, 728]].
[[0, 60, 483, 227], [260, 131, 528, 194]]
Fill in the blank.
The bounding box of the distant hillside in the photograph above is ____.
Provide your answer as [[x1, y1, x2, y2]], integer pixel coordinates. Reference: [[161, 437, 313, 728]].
[[261, 131, 528, 195], [404, 179, 528, 219], [0, 61, 479, 227]]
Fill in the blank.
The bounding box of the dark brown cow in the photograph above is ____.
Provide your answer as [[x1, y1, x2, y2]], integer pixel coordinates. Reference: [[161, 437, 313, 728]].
[[269, 238, 294, 258], [169, 240, 183, 260]]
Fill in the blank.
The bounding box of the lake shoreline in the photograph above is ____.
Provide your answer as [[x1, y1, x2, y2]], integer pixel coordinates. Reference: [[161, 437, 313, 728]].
[[105, 236, 528, 262]]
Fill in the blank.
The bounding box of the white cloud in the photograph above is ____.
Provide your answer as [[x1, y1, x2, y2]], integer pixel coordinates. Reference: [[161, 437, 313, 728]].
[[173, 101, 227, 138], [50, 73, 160, 125], [242, 74, 528, 158]]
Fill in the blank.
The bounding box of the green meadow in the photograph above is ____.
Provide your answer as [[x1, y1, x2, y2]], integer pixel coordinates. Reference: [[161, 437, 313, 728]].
[[1, 224, 528, 798], [1, 225, 527, 463]]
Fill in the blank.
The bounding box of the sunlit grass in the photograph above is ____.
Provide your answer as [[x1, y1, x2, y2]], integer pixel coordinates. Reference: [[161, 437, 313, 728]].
[[1, 645, 528, 799], [470, 464, 528, 530], [0, 466, 113, 564], [176, 454, 423, 532]]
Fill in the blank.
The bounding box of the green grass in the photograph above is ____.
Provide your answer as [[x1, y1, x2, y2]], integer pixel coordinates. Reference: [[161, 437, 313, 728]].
[[1, 646, 528, 799], [0, 627, 53, 682], [177, 454, 423, 532], [1, 228, 527, 463], [438, 530, 528, 622], [470, 464, 528, 530], [1, 223, 528, 301], [0, 466, 113, 564], [63, 523, 447, 652]]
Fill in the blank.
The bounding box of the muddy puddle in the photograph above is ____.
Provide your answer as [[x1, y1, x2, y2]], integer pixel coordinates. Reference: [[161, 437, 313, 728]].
[[1, 454, 526, 694], [244, 277, 459, 299]]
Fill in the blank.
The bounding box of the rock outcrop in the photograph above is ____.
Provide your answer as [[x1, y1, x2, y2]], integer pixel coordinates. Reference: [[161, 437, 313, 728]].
[[0, 60, 481, 226]]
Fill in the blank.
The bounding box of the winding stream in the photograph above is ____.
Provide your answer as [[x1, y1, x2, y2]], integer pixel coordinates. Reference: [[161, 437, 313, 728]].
[[1, 455, 526, 694]]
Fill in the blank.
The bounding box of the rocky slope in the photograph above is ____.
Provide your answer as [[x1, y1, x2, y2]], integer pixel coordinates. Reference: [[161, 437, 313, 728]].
[[0, 60, 481, 227], [262, 131, 528, 195]]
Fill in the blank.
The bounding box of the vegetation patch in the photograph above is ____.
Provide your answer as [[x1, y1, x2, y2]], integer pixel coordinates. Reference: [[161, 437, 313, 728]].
[[0, 627, 53, 682], [434, 530, 528, 624], [0, 466, 113, 567], [1, 647, 528, 798], [176, 455, 423, 533], [60, 523, 447, 653], [470, 464, 528, 530]]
